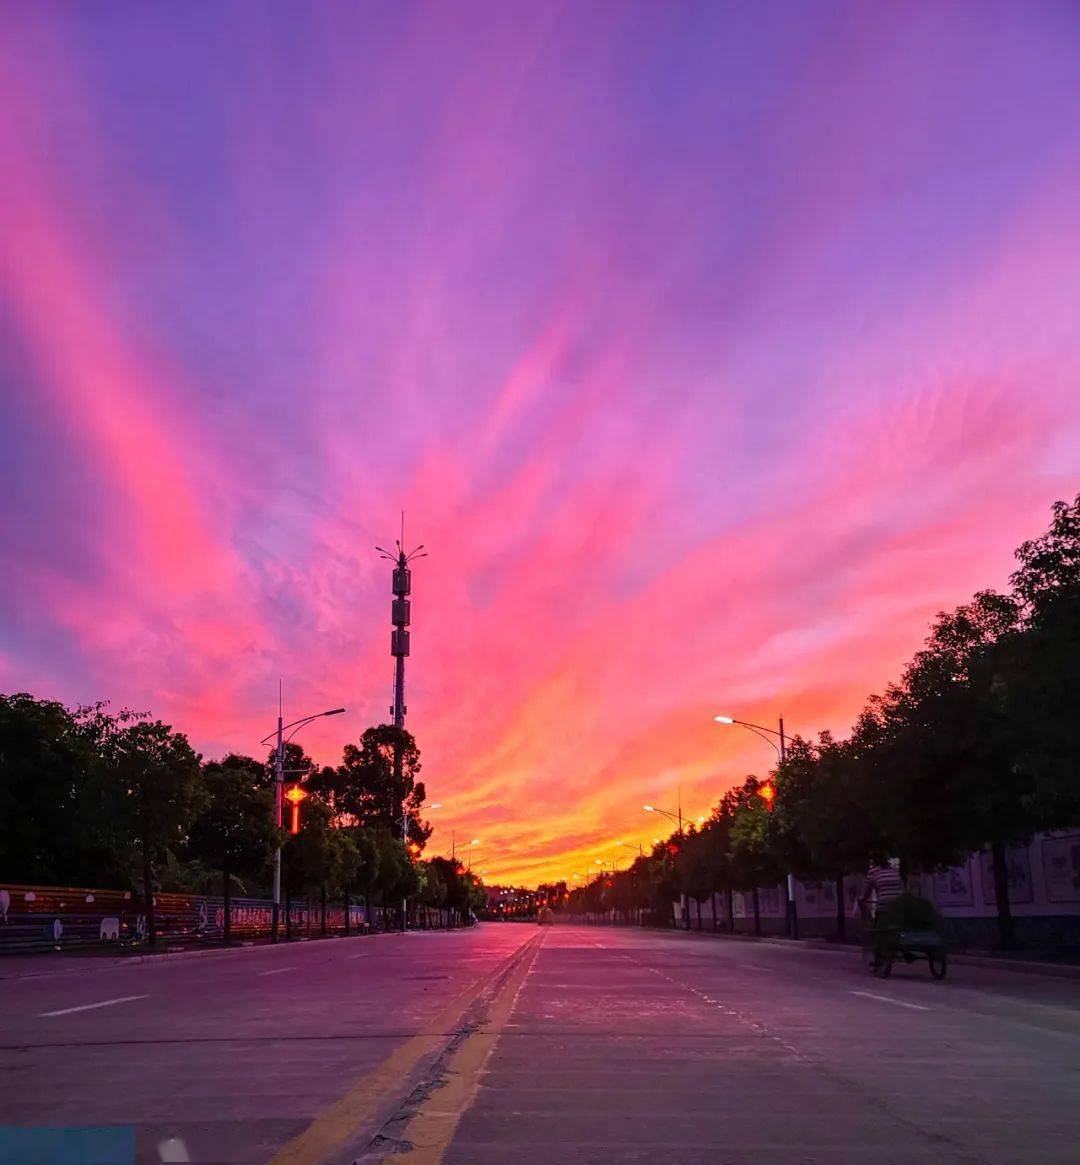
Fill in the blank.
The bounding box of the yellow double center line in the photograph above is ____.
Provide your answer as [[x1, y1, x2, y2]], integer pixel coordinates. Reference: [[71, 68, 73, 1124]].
[[269, 932, 544, 1165]]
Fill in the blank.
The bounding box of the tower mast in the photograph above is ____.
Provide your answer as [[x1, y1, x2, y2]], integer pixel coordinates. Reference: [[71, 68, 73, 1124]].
[[377, 516, 426, 728], [376, 522, 426, 931]]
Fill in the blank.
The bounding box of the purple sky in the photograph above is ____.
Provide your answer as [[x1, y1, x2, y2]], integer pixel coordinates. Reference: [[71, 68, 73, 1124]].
[[1, 2, 1078, 883]]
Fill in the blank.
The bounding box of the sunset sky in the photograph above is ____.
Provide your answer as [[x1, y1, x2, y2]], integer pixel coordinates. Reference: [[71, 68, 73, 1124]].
[[2, 3, 1079, 885]]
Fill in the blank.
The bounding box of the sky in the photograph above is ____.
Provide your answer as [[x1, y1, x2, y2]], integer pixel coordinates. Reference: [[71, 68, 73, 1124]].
[[1, 2, 1079, 886]]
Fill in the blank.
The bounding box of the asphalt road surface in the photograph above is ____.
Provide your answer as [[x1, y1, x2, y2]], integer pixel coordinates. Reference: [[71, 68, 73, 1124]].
[[1, 924, 1078, 1164]]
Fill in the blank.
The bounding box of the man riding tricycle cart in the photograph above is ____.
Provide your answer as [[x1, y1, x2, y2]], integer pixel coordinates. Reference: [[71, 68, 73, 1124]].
[[858, 862, 948, 980]]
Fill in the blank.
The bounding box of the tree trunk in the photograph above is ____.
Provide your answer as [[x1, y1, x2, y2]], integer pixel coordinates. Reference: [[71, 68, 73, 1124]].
[[834, 872, 845, 941], [710, 892, 718, 932], [726, 888, 735, 932], [344, 886, 350, 935], [285, 887, 292, 940], [695, 898, 703, 931], [320, 886, 327, 936], [991, 840, 1016, 949], [141, 836, 156, 948], [222, 861, 231, 947], [752, 887, 761, 936]]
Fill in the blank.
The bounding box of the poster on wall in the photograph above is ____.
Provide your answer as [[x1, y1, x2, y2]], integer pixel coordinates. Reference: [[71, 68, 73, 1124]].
[[797, 881, 837, 917], [759, 886, 783, 916], [1042, 833, 1080, 903], [931, 862, 975, 908], [980, 846, 1034, 906], [799, 882, 821, 915]]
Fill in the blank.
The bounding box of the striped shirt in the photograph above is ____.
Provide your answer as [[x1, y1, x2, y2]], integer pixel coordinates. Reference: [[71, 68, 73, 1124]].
[[862, 865, 905, 914]]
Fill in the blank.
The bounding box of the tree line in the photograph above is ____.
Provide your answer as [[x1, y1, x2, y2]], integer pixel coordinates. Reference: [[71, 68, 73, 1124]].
[[0, 702, 485, 943], [566, 496, 1079, 948]]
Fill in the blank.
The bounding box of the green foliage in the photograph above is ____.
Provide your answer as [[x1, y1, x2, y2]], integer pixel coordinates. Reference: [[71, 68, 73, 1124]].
[[773, 734, 884, 881], [876, 893, 940, 932], [311, 725, 432, 847], [565, 496, 1079, 948], [0, 695, 134, 886], [283, 797, 338, 896], [427, 856, 482, 923], [187, 755, 278, 896]]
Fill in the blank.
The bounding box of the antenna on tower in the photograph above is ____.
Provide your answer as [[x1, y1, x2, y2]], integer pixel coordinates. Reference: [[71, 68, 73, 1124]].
[[375, 518, 426, 728]]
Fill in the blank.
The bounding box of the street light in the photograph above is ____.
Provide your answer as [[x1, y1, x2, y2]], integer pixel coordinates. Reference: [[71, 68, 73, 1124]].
[[643, 798, 690, 929], [401, 802, 443, 932], [260, 704, 345, 942], [643, 803, 683, 831], [715, 712, 799, 939], [615, 839, 645, 858]]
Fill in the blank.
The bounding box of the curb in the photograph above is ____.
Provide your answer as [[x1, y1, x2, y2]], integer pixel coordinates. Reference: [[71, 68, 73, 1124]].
[[0, 928, 417, 981]]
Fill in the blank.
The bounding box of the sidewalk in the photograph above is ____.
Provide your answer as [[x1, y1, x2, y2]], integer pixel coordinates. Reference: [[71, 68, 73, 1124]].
[[0, 928, 378, 980]]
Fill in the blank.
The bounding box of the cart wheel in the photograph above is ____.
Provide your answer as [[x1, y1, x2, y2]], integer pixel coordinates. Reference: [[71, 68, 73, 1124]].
[[928, 950, 947, 980], [866, 947, 892, 978]]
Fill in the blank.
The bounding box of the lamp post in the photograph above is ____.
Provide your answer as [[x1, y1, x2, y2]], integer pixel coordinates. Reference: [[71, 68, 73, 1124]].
[[715, 714, 799, 939], [260, 704, 345, 943], [401, 802, 440, 933], [643, 799, 690, 930], [614, 839, 645, 858]]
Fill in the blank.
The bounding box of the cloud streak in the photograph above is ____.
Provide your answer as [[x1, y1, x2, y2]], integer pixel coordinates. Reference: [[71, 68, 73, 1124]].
[[1, 3, 1078, 883]]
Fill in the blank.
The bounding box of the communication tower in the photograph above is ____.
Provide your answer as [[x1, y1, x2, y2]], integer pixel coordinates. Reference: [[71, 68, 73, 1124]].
[[376, 518, 426, 728]]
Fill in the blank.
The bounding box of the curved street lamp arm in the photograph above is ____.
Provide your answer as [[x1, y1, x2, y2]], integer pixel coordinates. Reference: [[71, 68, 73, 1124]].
[[259, 708, 346, 747], [736, 722, 782, 758], [731, 718, 783, 738]]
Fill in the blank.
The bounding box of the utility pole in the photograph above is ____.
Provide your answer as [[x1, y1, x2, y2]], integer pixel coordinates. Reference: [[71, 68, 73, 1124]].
[[271, 688, 284, 942], [678, 786, 689, 931], [715, 714, 800, 939], [377, 520, 426, 931], [778, 716, 799, 939], [261, 692, 345, 943]]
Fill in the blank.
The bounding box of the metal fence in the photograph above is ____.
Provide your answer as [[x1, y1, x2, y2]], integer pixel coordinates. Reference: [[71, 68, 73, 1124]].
[[0, 882, 384, 954]]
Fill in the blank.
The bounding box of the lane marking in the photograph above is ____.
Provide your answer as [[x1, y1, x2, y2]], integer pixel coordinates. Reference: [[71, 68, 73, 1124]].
[[258, 966, 298, 977], [379, 933, 543, 1164], [39, 994, 148, 1018], [266, 934, 542, 1165], [850, 990, 930, 1011], [346, 953, 369, 961]]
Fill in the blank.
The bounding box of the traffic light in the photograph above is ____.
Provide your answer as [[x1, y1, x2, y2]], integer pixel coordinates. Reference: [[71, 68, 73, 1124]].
[[284, 784, 308, 834], [759, 782, 776, 811]]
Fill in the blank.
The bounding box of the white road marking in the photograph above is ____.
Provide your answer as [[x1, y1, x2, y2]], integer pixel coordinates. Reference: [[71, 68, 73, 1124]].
[[346, 953, 369, 960], [39, 994, 148, 1018], [157, 1136, 191, 1162], [258, 966, 297, 976], [850, 990, 930, 1011]]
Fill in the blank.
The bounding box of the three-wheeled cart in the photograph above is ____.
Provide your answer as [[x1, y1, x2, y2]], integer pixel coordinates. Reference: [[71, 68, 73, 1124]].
[[864, 927, 948, 980]]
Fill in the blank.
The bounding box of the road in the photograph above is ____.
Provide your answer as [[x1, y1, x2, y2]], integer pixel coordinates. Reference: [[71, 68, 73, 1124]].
[[1, 925, 1078, 1164]]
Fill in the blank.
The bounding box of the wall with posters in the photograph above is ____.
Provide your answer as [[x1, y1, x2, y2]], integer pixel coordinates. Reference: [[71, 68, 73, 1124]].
[[675, 830, 1080, 944]]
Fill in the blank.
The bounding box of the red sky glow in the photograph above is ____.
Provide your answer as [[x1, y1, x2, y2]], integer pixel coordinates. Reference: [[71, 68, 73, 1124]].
[[2, 3, 1079, 885]]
